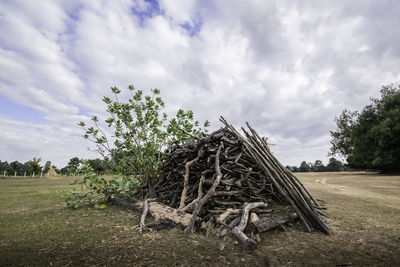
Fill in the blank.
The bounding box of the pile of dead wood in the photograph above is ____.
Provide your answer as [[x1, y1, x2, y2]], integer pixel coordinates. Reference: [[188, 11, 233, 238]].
[[116, 117, 329, 250]]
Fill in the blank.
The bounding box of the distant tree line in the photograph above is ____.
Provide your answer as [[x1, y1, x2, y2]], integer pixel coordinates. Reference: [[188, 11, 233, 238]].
[[0, 156, 112, 176], [2, 156, 349, 176], [0, 157, 53, 176], [286, 157, 352, 172], [58, 157, 112, 175]]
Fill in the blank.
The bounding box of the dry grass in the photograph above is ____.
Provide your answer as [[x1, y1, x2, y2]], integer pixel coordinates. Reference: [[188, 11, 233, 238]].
[[255, 172, 400, 266], [0, 172, 399, 266]]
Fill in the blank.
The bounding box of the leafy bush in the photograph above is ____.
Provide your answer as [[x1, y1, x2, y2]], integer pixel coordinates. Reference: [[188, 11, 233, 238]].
[[78, 85, 208, 196], [58, 160, 140, 208], [61, 85, 209, 207]]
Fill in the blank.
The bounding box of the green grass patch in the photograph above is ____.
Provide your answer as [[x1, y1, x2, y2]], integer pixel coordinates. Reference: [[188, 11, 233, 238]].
[[1, 173, 399, 266]]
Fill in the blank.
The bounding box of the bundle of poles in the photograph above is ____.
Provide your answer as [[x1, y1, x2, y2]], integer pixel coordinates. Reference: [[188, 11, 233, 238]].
[[124, 117, 329, 250]]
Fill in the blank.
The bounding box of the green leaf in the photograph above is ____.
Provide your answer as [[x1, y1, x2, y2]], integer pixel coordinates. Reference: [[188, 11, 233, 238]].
[[111, 87, 121, 94], [103, 96, 112, 104]]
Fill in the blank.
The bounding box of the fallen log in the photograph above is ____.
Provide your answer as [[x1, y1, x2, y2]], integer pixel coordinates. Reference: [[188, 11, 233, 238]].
[[232, 227, 257, 251], [251, 215, 294, 234], [112, 199, 193, 227], [146, 201, 194, 227], [231, 202, 267, 251]]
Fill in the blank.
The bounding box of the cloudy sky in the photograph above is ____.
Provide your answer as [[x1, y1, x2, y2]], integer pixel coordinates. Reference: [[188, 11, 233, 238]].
[[1, 0, 399, 168]]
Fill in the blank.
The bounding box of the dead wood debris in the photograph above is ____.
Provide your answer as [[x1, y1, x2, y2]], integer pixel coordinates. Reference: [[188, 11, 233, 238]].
[[118, 117, 329, 250]]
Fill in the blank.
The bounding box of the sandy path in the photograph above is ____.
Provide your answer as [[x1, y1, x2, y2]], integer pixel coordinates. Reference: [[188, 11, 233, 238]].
[[315, 178, 348, 191]]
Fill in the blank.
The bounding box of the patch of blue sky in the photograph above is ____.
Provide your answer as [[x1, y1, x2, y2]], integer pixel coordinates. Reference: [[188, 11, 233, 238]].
[[77, 108, 89, 117], [181, 17, 202, 37], [0, 42, 19, 54], [66, 5, 81, 21], [57, 4, 81, 47], [130, 0, 162, 27], [0, 95, 51, 124]]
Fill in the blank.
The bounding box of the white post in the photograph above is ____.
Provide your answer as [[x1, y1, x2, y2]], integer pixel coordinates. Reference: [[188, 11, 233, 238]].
[[24, 171, 26, 178], [40, 171, 43, 178], [3, 171, 5, 177], [32, 172, 35, 178], [15, 171, 17, 177]]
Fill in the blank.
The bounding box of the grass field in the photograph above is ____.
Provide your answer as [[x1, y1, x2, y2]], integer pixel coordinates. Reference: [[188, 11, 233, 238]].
[[0, 172, 399, 266]]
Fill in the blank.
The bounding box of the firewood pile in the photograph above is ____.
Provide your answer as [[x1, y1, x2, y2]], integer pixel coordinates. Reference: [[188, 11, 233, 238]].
[[131, 117, 329, 250]]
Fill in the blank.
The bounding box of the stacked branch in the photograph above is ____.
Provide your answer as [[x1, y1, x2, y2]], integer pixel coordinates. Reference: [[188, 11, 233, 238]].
[[136, 117, 329, 249]]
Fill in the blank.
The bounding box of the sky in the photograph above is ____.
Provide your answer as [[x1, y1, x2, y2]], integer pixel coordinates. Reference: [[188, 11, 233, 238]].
[[0, 0, 399, 168]]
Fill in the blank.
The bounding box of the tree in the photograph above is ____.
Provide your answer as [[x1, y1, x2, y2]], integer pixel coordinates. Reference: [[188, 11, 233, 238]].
[[329, 109, 358, 159], [43, 161, 52, 174], [78, 85, 209, 197], [0, 161, 9, 173], [87, 158, 107, 174], [22, 162, 32, 175], [312, 160, 325, 172], [26, 157, 42, 174], [299, 161, 311, 172], [60, 166, 69, 175], [67, 157, 80, 173], [9, 161, 24, 175], [330, 84, 400, 172], [326, 158, 343, 172]]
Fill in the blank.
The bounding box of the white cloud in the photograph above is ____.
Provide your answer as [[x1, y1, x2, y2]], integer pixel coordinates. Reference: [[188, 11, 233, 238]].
[[0, 115, 97, 167], [159, 0, 198, 23], [0, 0, 399, 167]]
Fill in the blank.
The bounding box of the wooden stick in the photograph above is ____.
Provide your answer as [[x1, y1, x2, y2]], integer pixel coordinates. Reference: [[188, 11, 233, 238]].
[[178, 148, 204, 209], [181, 175, 205, 212], [231, 202, 267, 251], [220, 117, 314, 232], [236, 202, 268, 231], [184, 143, 223, 234], [220, 216, 241, 237], [232, 227, 257, 251], [139, 198, 149, 233], [217, 208, 241, 224]]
